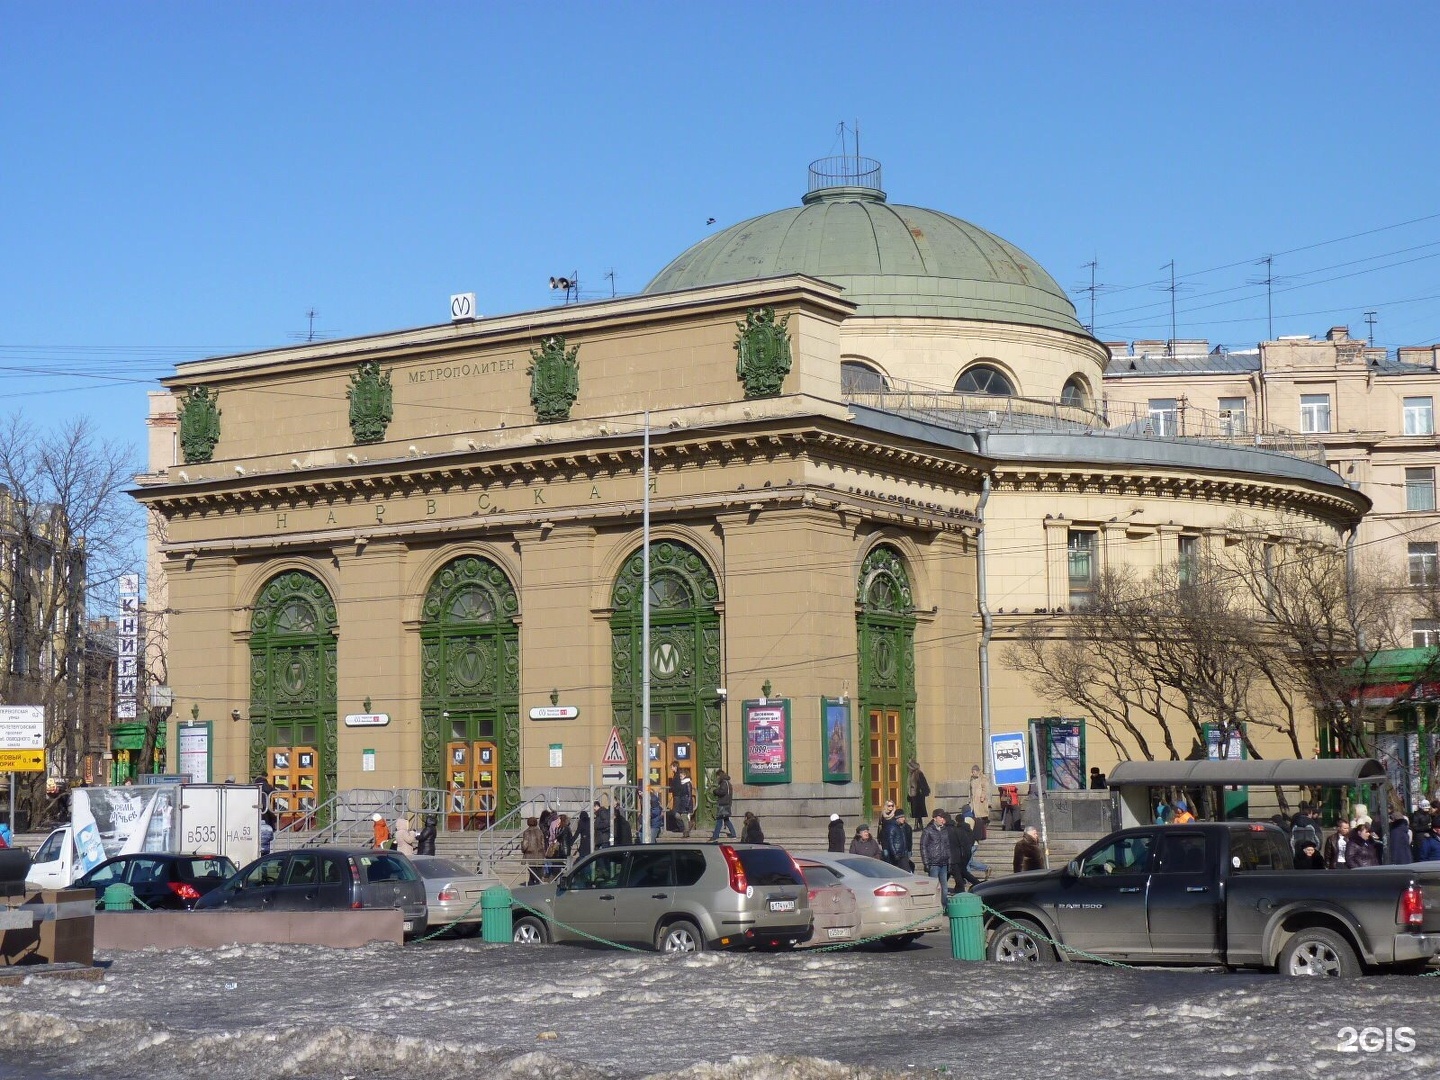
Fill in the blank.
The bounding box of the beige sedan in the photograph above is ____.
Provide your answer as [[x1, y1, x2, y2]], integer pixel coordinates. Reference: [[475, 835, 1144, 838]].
[[795, 863, 861, 947], [794, 852, 945, 948]]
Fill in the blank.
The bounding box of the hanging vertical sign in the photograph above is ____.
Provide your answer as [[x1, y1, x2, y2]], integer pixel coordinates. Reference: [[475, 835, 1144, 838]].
[[115, 574, 140, 721], [177, 721, 212, 784], [820, 697, 852, 783]]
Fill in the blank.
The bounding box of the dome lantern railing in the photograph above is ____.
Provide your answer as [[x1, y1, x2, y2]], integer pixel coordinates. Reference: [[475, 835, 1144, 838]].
[[804, 156, 885, 203]]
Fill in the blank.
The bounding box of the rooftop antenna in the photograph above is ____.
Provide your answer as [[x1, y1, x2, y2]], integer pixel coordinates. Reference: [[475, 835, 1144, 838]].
[[548, 272, 580, 304], [286, 308, 331, 343], [604, 269, 616, 298], [1074, 259, 1113, 335], [1364, 310, 1377, 347], [1162, 261, 1178, 354], [1247, 255, 1281, 341]]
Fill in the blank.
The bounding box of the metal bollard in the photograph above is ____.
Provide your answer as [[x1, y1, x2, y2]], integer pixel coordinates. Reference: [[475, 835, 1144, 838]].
[[101, 884, 137, 912], [480, 885, 513, 943], [947, 893, 984, 961]]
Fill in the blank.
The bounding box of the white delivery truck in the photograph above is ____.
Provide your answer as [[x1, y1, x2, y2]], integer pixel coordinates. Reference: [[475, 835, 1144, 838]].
[[26, 783, 263, 889]]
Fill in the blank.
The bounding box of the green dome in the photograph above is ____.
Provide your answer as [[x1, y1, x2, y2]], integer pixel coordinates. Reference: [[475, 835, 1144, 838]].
[[644, 168, 1084, 335]]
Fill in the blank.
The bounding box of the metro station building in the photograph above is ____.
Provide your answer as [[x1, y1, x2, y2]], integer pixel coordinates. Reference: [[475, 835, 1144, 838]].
[[136, 158, 1366, 826]]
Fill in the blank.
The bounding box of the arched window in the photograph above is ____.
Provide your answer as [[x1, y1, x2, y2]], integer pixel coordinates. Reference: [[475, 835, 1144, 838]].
[[955, 364, 1014, 396], [841, 360, 889, 393], [1061, 376, 1090, 408]]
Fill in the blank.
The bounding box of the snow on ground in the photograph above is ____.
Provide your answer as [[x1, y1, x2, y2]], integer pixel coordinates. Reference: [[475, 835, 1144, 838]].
[[0, 938, 1436, 1080]]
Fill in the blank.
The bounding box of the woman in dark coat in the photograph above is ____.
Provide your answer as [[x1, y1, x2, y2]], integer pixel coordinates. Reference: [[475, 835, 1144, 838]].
[[740, 811, 765, 844], [827, 814, 846, 852], [1348, 822, 1383, 867], [415, 814, 437, 856], [574, 809, 592, 860], [1294, 838, 1326, 869], [907, 760, 930, 823]]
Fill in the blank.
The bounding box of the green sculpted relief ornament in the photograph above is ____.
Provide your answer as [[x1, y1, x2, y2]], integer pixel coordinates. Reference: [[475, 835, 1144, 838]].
[[347, 360, 393, 444], [734, 307, 792, 398], [177, 386, 221, 464], [527, 336, 580, 423]]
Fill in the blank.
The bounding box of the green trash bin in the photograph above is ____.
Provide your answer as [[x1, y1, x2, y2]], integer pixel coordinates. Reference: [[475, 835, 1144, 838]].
[[947, 893, 985, 961], [481, 885, 513, 943], [101, 883, 137, 911]]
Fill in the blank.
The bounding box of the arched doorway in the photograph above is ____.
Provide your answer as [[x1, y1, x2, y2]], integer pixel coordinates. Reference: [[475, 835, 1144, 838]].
[[856, 545, 917, 818], [249, 570, 338, 821], [610, 541, 721, 817], [419, 555, 520, 827]]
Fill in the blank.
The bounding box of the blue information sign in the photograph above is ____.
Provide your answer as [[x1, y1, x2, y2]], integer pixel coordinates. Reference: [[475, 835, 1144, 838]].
[[989, 731, 1030, 786]]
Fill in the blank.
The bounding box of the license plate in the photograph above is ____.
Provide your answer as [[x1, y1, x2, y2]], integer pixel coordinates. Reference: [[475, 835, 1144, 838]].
[[826, 927, 850, 939], [768, 899, 796, 912], [403, 921, 415, 932]]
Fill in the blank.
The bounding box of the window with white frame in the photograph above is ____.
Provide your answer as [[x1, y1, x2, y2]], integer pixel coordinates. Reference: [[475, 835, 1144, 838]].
[[1218, 397, 1248, 436], [1414, 619, 1440, 648], [1404, 396, 1435, 436], [1406, 467, 1437, 512], [1148, 399, 1178, 436], [1067, 530, 1097, 608], [1299, 393, 1331, 434], [1409, 542, 1438, 586]]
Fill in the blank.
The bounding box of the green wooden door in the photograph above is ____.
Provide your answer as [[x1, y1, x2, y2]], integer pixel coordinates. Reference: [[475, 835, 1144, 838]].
[[611, 541, 721, 815], [420, 556, 520, 820], [248, 571, 338, 805], [857, 545, 917, 820]]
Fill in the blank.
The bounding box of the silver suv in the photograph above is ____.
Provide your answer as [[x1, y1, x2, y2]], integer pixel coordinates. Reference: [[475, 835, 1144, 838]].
[[510, 843, 812, 953]]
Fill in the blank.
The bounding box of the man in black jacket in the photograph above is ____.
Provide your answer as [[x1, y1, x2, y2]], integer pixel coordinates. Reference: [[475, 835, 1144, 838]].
[[919, 809, 951, 905], [949, 815, 982, 893]]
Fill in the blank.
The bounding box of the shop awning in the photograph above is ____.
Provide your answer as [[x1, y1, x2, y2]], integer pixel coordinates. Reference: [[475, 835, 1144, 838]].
[[1106, 758, 1387, 788]]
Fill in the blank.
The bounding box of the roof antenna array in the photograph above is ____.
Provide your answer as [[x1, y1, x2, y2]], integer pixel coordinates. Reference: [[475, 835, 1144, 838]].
[[286, 308, 332, 343]]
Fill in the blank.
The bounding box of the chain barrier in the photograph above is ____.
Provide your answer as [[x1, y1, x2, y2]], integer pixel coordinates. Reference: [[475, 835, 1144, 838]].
[[978, 899, 1138, 969]]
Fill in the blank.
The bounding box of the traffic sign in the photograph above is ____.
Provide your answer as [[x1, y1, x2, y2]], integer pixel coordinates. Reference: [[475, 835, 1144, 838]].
[[990, 731, 1030, 786], [601, 766, 628, 785], [0, 748, 45, 772], [601, 726, 628, 765], [0, 706, 44, 750]]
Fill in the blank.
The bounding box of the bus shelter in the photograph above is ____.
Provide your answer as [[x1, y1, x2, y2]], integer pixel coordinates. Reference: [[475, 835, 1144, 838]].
[[1106, 758, 1387, 829]]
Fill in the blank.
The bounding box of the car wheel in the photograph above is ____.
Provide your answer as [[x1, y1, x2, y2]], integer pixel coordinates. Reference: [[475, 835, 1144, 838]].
[[986, 919, 1056, 963], [512, 915, 549, 945], [880, 934, 920, 950], [656, 919, 704, 954], [1278, 927, 1359, 977]]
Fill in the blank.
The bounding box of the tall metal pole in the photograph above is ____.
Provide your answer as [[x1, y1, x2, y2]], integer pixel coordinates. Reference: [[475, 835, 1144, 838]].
[[641, 412, 652, 843]]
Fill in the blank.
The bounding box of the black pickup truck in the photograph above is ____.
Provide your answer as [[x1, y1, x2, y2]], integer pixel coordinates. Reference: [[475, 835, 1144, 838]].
[[974, 822, 1440, 976]]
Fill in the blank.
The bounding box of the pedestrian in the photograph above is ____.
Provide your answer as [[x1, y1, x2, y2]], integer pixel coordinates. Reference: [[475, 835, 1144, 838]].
[[710, 769, 737, 841], [1154, 798, 1171, 825], [741, 811, 765, 844], [1410, 799, 1433, 860], [1323, 820, 1351, 869], [920, 809, 951, 906], [1088, 766, 1107, 790], [877, 798, 898, 836], [613, 805, 633, 846], [644, 788, 665, 843], [1288, 803, 1322, 856], [257, 812, 275, 856], [1013, 825, 1043, 872], [393, 813, 419, 857], [880, 810, 913, 871], [521, 816, 548, 882], [998, 784, 1021, 831], [1387, 808, 1412, 865], [827, 813, 846, 852], [370, 812, 391, 850], [668, 763, 696, 838], [1294, 838, 1326, 869], [416, 814, 437, 856], [574, 809, 592, 860], [906, 759, 930, 824], [592, 801, 612, 848], [850, 824, 883, 859], [968, 765, 991, 841], [949, 815, 982, 892], [1348, 821, 1381, 867], [549, 813, 574, 876], [1420, 821, 1440, 862], [1172, 799, 1195, 825]]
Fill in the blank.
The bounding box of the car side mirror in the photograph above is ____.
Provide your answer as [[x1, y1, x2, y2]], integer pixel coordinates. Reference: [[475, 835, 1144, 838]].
[[1065, 859, 1080, 878]]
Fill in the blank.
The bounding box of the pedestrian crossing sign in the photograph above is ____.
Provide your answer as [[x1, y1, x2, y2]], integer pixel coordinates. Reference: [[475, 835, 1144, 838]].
[[602, 726, 628, 765]]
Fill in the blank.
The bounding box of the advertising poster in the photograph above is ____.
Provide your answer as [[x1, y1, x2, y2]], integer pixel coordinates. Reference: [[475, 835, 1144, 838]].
[[1045, 720, 1084, 791], [820, 698, 851, 783], [72, 785, 180, 861], [743, 699, 791, 784]]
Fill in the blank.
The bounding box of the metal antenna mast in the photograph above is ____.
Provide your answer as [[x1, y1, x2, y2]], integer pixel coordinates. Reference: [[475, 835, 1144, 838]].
[[1259, 256, 1274, 341], [1364, 310, 1378, 347], [1162, 261, 1178, 354]]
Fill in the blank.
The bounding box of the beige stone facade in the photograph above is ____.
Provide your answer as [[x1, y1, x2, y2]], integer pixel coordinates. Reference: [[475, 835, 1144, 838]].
[[136, 179, 1375, 826]]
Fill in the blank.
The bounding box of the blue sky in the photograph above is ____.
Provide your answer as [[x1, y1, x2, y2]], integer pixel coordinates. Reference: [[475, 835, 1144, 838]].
[[4, 3, 1439, 458]]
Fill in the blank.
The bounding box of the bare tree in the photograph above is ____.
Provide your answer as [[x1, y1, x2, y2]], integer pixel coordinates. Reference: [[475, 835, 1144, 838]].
[[0, 413, 140, 822]]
